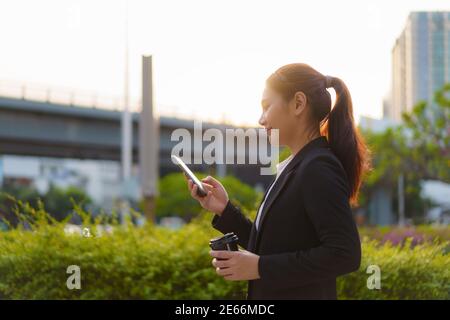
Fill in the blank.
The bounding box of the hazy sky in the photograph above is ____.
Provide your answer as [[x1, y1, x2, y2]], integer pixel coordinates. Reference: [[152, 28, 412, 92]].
[[0, 0, 449, 126]]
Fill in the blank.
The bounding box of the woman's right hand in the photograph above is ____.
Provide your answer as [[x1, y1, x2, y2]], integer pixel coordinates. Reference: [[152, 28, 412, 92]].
[[187, 176, 229, 216]]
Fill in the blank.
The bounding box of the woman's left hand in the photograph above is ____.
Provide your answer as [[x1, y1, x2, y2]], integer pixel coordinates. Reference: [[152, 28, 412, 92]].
[[210, 249, 261, 281]]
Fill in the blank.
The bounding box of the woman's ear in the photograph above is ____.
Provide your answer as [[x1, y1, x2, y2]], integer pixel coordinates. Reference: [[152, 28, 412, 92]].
[[293, 91, 307, 116]]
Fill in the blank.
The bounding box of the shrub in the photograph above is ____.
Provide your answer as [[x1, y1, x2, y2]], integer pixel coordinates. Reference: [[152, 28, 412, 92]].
[[358, 225, 450, 246], [337, 238, 449, 299], [0, 207, 448, 299], [0, 185, 92, 226], [0, 214, 246, 299]]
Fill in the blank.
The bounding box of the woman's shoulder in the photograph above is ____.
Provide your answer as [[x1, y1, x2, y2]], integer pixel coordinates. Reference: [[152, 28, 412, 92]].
[[302, 147, 343, 171], [293, 147, 349, 189]]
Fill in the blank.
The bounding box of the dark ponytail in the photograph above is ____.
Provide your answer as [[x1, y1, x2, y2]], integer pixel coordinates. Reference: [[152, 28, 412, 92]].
[[321, 76, 370, 206], [266, 63, 370, 206]]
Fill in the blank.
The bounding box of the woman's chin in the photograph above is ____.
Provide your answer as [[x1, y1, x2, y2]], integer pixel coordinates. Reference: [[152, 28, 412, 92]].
[[268, 138, 283, 147]]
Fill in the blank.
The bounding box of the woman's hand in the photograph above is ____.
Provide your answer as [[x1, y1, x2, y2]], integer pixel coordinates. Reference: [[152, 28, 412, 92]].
[[187, 176, 229, 216], [210, 250, 261, 281]]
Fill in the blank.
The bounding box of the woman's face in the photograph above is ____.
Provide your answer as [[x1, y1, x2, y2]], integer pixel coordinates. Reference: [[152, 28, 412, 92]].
[[258, 86, 302, 146]]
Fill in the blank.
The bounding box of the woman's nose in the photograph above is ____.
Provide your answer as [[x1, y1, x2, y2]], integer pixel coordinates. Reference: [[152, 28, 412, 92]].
[[258, 114, 266, 126]]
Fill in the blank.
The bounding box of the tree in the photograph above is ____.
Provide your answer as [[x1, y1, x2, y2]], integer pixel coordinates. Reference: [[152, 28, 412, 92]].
[[0, 184, 92, 226], [359, 83, 450, 222], [401, 83, 449, 182], [43, 185, 92, 221], [153, 172, 261, 222], [360, 127, 433, 222], [0, 185, 41, 228]]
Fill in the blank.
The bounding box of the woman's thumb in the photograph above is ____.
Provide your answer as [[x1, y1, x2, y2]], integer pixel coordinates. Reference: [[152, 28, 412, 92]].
[[203, 176, 220, 187]]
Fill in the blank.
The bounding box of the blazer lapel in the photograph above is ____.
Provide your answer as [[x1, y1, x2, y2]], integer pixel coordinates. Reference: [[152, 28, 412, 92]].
[[248, 177, 276, 252], [254, 169, 295, 250], [248, 224, 257, 252], [249, 136, 330, 252]]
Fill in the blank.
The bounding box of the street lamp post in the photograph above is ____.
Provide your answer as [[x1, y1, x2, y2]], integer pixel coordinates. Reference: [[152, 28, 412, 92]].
[[120, 0, 132, 222]]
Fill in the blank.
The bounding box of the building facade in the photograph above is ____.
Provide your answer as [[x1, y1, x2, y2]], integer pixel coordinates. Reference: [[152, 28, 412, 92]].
[[390, 11, 449, 122]]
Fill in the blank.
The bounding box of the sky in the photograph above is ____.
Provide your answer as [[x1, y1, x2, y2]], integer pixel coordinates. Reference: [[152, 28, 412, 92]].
[[0, 0, 449, 126]]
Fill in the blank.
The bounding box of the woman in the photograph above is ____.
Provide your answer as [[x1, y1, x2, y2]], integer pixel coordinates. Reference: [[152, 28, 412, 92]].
[[187, 63, 370, 299]]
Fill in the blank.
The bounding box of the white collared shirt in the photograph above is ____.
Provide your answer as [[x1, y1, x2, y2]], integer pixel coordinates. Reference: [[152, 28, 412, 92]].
[[255, 155, 294, 231]]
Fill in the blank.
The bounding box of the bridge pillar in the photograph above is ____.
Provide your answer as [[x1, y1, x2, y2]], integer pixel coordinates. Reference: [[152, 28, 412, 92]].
[[140, 55, 159, 223]]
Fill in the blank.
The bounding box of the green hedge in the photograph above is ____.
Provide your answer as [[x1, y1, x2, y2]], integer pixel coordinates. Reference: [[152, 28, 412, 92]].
[[0, 211, 246, 300], [0, 211, 448, 299], [338, 237, 450, 299]]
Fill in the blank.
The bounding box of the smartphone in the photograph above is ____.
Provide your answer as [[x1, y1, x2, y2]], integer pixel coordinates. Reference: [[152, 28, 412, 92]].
[[171, 155, 207, 197]]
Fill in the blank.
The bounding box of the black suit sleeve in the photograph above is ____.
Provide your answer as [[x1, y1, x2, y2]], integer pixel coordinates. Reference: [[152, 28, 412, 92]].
[[258, 157, 361, 288], [211, 200, 253, 250]]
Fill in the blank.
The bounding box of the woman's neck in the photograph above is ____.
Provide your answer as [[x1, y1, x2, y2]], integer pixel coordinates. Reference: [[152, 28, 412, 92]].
[[288, 126, 321, 156]]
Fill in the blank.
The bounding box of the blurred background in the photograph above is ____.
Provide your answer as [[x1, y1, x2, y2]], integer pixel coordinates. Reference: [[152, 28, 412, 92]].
[[0, 0, 449, 229], [0, 0, 449, 301]]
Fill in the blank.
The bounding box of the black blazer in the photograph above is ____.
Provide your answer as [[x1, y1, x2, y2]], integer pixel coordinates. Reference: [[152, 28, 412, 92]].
[[211, 136, 361, 300]]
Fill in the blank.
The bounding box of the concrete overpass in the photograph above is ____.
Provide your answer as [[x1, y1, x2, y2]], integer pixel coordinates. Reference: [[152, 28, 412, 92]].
[[0, 96, 272, 187]]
